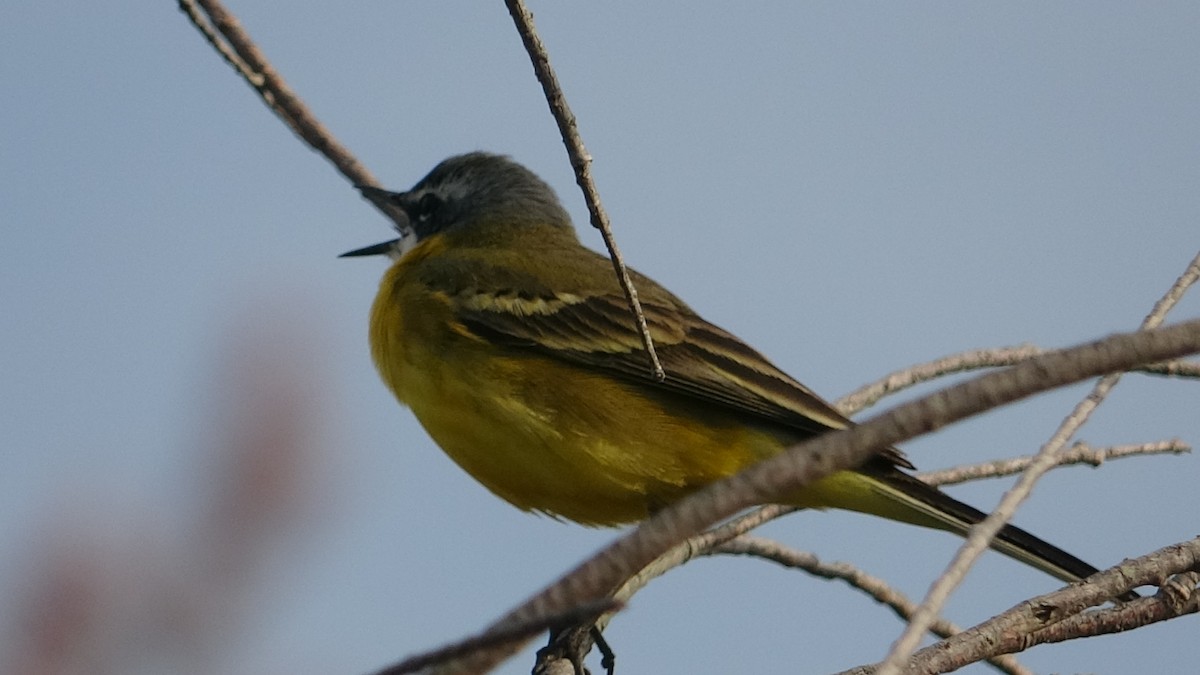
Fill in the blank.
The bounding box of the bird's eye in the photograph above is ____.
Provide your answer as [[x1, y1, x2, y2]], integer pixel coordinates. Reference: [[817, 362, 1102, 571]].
[[416, 193, 442, 222]]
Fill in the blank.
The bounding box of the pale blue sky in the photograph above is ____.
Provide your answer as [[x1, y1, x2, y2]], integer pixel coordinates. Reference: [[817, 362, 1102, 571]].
[[2, 3, 1198, 674]]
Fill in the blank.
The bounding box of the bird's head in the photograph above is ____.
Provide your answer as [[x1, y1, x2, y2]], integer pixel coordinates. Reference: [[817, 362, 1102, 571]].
[[341, 152, 573, 260]]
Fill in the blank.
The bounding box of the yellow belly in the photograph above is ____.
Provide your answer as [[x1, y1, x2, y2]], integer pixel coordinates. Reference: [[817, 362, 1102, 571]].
[[382, 328, 776, 524]]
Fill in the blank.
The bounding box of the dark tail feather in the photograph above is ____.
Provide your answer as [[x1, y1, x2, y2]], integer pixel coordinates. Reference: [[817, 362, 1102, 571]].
[[853, 467, 1139, 601]]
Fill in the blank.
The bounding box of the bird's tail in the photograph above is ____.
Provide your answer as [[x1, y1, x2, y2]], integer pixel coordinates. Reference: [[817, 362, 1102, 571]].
[[792, 468, 1137, 601]]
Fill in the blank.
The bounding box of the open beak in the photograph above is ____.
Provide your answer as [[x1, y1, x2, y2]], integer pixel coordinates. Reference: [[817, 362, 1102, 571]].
[[342, 183, 413, 259], [339, 239, 400, 258]]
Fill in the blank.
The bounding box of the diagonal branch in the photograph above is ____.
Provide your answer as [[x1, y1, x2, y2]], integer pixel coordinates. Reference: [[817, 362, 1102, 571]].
[[503, 0, 664, 380], [861, 537, 1200, 675], [178, 0, 404, 224]]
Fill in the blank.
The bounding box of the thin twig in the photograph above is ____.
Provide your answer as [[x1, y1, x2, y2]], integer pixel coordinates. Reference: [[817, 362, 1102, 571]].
[[712, 536, 1032, 675], [917, 439, 1191, 487], [836, 345, 1200, 416], [178, 0, 261, 85], [617, 505, 796, 599], [503, 0, 665, 381], [178, 0, 406, 225], [875, 250, 1200, 675]]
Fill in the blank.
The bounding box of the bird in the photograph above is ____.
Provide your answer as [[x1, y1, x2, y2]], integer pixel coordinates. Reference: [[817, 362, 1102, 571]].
[[342, 151, 1123, 593]]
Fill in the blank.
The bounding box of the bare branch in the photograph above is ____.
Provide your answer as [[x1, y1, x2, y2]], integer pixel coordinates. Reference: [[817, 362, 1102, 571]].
[[712, 536, 1032, 675], [178, 0, 407, 225], [615, 505, 796, 602], [876, 251, 1200, 675], [836, 345, 1200, 416], [178, 0, 261, 86], [838, 537, 1200, 675], [836, 345, 1043, 415], [917, 439, 1191, 487], [917, 538, 1199, 674], [1021, 572, 1198, 647], [503, 0, 664, 381]]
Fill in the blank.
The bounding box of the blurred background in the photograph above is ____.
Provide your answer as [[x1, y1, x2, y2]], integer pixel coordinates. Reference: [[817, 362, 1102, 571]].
[[2, 2, 1197, 673]]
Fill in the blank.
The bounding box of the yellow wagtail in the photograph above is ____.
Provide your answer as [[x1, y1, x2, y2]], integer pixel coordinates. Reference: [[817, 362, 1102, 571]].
[[343, 152, 1125, 593]]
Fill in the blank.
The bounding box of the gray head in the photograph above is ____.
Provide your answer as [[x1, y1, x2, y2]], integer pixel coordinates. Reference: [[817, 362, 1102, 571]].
[[342, 153, 573, 260]]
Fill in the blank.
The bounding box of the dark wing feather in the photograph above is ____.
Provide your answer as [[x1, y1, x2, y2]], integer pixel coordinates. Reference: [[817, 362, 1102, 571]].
[[455, 289, 915, 470]]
